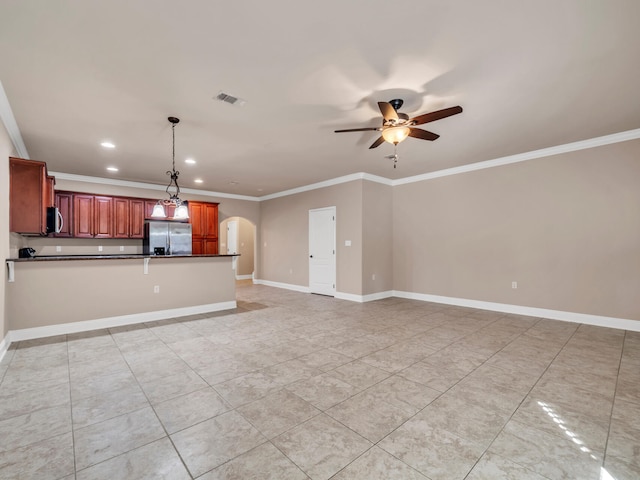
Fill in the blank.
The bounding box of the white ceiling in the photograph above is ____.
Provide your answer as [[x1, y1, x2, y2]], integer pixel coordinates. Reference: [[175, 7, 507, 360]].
[[1, 0, 639, 197]]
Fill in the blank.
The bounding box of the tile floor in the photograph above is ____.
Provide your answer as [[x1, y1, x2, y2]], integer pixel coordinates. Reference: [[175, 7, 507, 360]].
[[0, 284, 638, 479]]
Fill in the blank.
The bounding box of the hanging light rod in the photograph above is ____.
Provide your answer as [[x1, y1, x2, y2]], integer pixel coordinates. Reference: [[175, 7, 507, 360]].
[[151, 117, 190, 219]]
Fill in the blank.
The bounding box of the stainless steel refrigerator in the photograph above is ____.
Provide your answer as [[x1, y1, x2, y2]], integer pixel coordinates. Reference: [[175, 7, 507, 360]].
[[143, 221, 193, 255]]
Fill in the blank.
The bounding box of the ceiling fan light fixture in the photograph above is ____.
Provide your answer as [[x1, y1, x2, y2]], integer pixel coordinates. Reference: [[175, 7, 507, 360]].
[[382, 126, 410, 145]]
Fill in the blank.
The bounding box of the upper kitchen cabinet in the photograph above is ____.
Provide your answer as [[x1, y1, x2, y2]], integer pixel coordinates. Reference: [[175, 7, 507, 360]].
[[114, 197, 145, 239], [9, 157, 54, 235], [73, 194, 114, 238], [54, 192, 73, 237], [129, 199, 145, 238]]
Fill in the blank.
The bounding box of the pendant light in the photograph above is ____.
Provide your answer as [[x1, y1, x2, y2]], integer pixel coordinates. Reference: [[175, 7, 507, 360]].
[[151, 116, 189, 219]]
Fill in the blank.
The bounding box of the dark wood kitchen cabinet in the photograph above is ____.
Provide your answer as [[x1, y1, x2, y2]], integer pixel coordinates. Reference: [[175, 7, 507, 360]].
[[73, 194, 94, 237], [189, 201, 219, 254], [129, 199, 145, 238], [54, 192, 73, 237], [113, 197, 130, 238], [73, 194, 114, 238], [9, 157, 54, 235], [114, 198, 145, 239]]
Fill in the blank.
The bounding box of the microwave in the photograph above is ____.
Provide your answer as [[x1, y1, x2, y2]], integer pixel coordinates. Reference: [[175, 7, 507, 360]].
[[46, 207, 64, 234]]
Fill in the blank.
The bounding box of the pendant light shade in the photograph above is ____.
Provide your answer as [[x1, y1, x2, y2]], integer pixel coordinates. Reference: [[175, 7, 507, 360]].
[[154, 117, 189, 219], [151, 203, 166, 218], [174, 204, 189, 219]]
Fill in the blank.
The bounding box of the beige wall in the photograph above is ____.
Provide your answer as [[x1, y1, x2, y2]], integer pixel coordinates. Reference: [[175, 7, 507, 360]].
[[5, 131, 639, 345], [7, 257, 236, 330], [393, 139, 640, 321], [362, 181, 393, 295], [220, 216, 255, 277], [1, 121, 16, 341], [258, 180, 364, 295]]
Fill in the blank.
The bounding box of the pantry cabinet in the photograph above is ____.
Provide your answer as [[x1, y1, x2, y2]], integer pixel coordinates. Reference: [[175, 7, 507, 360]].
[[189, 201, 219, 254]]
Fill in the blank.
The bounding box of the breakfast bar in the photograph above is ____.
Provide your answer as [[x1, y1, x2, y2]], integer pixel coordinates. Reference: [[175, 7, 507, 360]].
[[6, 254, 239, 341]]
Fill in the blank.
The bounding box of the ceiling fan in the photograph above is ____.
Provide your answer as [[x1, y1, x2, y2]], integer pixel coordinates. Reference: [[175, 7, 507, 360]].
[[335, 99, 463, 149]]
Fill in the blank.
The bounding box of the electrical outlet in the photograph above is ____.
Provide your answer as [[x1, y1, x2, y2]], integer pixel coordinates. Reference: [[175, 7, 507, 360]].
[[153, 285, 160, 293], [56, 246, 61, 252], [372, 274, 376, 280], [98, 245, 103, 252], [512, 281, 518, 289], [119, 246, 124, 252]]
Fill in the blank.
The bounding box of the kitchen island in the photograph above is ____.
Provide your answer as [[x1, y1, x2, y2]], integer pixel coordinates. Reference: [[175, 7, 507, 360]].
[[5, 254, 239, 342]]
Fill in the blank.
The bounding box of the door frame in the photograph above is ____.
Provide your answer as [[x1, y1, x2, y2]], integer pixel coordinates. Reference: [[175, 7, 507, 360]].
[[308, 206, 336, 296]]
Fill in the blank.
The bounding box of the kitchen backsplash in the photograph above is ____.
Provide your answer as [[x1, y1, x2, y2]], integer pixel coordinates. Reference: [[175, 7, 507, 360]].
[[10, 235, 142, 256]]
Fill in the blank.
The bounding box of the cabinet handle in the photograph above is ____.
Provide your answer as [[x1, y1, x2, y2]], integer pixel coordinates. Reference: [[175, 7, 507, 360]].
[[56, 210, 64, 233]]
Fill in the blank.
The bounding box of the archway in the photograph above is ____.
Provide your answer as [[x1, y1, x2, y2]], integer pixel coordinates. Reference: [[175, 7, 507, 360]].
[[219, 216, 256, 280]]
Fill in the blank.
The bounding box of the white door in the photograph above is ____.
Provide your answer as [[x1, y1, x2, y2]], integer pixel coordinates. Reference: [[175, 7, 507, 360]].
[[227, 220, 238, 271], [309, 207, 336, 296]]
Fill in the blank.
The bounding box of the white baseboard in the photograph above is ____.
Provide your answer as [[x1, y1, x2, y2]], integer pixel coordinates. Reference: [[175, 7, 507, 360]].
[[0, 332, 12, 364], [253, 279, 311, 293], [7, 301, 237, 344], [236, 274, 253, 280], [335, 290, 394, 303], [220, 279, 639, 333], [393, 290, 640, 332]]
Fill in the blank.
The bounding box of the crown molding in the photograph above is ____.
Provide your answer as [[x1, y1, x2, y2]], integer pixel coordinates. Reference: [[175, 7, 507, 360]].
[[258, 128, 640, 200], [259, 172, 392, 201], [49, 171, 261, 201], [0, 81, 29, 159], [393, 128, 640, 186]]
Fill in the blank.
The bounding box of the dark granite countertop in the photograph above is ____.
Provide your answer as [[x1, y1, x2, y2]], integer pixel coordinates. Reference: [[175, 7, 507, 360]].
[[7, 254, 239, 262]]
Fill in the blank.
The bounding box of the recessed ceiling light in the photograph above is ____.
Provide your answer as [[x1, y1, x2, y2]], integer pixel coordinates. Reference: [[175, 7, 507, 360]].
[[106, 166, 119, 172], [194, 178, 203, 184], [101, 141, 116, 149], [185, 158, 196, 164]]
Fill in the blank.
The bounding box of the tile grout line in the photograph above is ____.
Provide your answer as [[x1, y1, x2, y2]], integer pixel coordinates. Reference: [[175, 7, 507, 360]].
[[462, 321, 616, 478], [111, 325, 198, 480], [600, 329, 627, 473]]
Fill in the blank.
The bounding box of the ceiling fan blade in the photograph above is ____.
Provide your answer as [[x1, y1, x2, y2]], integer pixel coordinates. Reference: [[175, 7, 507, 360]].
[[378, 102, 399, 122], [408, 128, 440, 141], [334, 127, 380, 133], [369, 136, 385, 149], [410, 106, 463, 126]]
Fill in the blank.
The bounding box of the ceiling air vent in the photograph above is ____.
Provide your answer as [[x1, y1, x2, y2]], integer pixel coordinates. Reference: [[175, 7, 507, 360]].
[[215, 91, 246, 107]]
